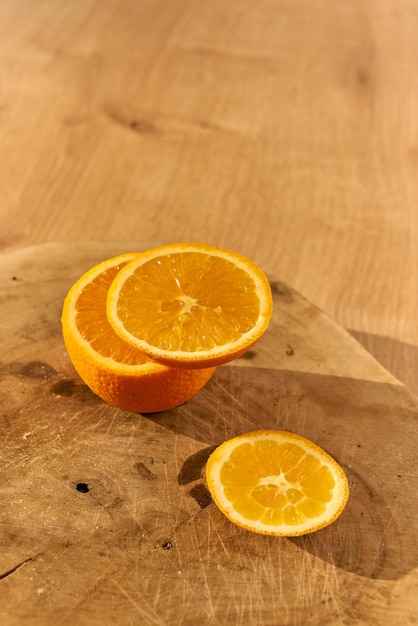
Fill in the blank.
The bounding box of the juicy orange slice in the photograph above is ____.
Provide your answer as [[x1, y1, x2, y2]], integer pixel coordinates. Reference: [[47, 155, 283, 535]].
[[205, 430, 349, 536], [106, 243, 273, 368], [61, 254, 215, 413]]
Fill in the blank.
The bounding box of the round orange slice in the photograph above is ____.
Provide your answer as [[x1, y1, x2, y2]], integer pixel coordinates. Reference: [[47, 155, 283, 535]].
[[106, 243, 273, 368], [205, 430, 349, 536], [61, 253, 216, 413]]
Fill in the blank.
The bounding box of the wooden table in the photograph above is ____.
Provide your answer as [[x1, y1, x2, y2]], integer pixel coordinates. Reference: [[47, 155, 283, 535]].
[[1, 1, 417, 624]]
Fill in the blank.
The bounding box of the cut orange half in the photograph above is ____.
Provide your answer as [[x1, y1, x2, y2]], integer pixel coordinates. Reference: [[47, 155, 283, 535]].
[[61, 253, 216, 413], [106, 243, 273, 368], [205, 430, 349, 536]]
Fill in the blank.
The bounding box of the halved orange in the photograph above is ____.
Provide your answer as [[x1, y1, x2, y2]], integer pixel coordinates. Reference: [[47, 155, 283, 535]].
[[205, 430, 349, 536], [61, 253, 216, 413], [106, 243, 273, 368]]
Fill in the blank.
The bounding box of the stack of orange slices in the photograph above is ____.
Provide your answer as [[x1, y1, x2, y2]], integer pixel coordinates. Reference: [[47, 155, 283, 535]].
[[61, 242, 273, 413]]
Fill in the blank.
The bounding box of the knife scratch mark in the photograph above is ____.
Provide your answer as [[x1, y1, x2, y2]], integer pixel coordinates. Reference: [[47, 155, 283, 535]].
[[210, 518, 230, 559], [211, 375, 248, 409], [104, 411, 121, 435], [111, 578, 166, 625], [191, 519, 215, 619]]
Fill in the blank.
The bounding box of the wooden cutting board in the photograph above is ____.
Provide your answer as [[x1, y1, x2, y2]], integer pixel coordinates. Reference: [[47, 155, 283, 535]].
[[0, 242, 417, 626]]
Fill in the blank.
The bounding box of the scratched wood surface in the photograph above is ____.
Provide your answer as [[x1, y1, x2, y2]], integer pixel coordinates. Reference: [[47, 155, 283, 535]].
[[0, 242, 417, 626]]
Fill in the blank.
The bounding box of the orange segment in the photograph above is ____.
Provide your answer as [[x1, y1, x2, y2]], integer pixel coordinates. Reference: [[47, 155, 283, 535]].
[[106, 243, 273, 368], [205, 430, 349, 536], [61, 254, 215, 413]]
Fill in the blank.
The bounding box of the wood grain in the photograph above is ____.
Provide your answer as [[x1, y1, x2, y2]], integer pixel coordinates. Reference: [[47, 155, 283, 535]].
[[0, 242, 416, 626], [0, 0, 417, 399], [1, 1, 418, 621]]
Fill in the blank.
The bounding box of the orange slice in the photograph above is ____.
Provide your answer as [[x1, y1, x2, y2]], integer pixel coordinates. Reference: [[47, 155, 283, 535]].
[[61, 253, 215, 413], [106, 243, 273, 368], [205, 430, 349, 536]]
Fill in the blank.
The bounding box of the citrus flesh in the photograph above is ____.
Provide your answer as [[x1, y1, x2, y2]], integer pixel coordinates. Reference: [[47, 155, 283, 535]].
[[106, 243, 273, 368], [205, 430, 349, 536], [61, 254, 216, 413]]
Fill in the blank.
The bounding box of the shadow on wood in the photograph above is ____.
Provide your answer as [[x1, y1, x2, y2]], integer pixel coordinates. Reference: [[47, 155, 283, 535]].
[[151, 365, 418, 582]]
